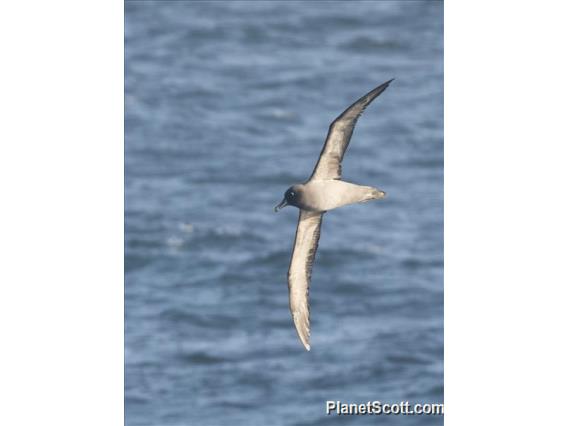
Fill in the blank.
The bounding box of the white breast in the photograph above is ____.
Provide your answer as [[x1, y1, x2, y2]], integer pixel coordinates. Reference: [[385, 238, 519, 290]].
[[302, 180, 374, 212]]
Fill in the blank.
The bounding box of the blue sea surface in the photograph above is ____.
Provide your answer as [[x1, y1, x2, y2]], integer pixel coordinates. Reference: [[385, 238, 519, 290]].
[[125, 2, 443, 425]]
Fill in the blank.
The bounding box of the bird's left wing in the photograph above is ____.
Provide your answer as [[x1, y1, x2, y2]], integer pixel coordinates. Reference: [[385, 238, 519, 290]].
[[288, 210, 324, 351], [310, 79, 393, 180]]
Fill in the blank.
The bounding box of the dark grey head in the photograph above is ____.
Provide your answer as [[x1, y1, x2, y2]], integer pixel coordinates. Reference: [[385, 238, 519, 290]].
[[274, 185, 302, 212]]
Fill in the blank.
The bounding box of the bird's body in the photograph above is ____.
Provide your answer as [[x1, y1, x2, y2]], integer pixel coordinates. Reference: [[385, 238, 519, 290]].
[[275, 79, 393, 351], [287, 180, 385, 213]]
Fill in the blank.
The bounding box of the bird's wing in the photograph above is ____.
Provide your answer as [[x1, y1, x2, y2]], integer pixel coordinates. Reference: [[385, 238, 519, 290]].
[[310, 79, 393, 180], [288, 210, 324, 351]]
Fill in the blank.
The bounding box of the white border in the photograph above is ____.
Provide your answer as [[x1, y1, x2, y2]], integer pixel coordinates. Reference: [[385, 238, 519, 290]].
[[0, 1, 123, 425], [446, 1, 568, 424]]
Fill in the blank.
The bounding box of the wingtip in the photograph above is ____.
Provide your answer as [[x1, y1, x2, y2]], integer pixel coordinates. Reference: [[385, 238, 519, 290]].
[[292, 310, 312, 352], [298, 331, 311, 351], [299, 336, 311, 351], [371, 78, 395, 95]]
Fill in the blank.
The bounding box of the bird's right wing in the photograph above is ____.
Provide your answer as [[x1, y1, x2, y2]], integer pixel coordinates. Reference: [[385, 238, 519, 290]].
[[310, 79, 393, 180], [288, 210, 324, 351]]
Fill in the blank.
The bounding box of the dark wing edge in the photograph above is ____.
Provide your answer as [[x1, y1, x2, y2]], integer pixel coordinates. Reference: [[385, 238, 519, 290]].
[[287, 210, 324, 351], [310, 79, 394, 180]]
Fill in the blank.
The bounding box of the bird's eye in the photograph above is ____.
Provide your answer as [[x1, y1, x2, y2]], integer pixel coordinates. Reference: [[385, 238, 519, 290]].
[[290, 191, 295, 197]]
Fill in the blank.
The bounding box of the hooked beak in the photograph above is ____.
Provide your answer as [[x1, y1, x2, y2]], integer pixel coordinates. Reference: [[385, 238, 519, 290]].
[[274, 198, 288, 212]]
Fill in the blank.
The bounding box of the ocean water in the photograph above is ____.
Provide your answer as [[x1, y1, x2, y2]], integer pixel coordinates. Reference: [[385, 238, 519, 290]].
[[125, 2, 443, 425]]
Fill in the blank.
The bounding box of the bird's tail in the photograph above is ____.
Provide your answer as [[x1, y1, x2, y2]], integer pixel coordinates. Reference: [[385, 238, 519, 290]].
[[360, 186, 386, 203]]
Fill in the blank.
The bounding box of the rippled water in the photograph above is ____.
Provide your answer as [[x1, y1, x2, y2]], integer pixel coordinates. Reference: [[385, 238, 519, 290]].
[[126, 1, 443, 425]]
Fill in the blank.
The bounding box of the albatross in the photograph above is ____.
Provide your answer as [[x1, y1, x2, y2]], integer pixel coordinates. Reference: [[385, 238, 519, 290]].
[[274, 79, 393, 351]]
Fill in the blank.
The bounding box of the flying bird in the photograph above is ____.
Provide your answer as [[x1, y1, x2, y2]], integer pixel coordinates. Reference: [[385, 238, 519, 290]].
[[274, 79, 393, 351]]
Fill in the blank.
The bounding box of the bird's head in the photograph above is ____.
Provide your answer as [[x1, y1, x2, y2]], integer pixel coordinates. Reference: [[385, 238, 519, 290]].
[[274, 185, 302, 212]]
